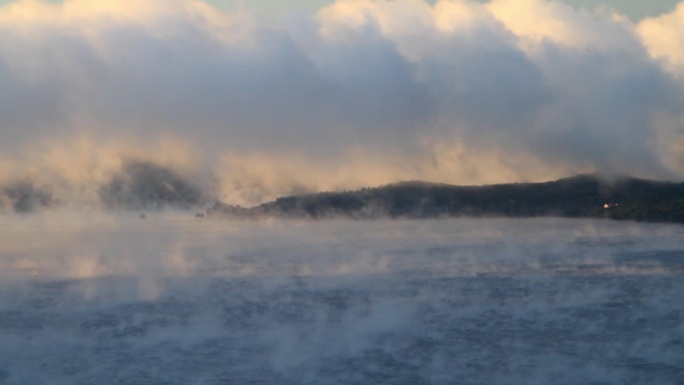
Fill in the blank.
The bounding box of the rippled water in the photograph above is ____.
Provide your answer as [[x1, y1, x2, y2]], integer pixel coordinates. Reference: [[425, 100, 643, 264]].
[[0, 215, 682, 384]]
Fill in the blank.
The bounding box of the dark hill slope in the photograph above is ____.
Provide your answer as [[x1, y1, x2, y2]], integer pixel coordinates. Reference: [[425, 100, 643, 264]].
[[208, 175, 684, 223]]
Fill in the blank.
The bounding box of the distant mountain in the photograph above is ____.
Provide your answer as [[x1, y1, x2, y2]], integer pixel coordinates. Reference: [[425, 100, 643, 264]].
[[0, 181, 53, 213], [208, 174, 684, 223], [0, 161, 207, 213], [99, 162, 205, 210]]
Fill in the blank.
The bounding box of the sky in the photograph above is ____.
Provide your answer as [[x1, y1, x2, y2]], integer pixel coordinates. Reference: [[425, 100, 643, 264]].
[[0, 0, 683, 207], [1, 0, 680, 21], [210, 0, 682, 21]]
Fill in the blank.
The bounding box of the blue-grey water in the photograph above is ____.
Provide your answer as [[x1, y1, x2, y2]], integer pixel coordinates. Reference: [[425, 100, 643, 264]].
[[0, 215, 682, 384]]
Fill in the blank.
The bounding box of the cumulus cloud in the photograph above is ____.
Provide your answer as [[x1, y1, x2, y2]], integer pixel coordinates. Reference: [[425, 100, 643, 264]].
[[0, 0, 683, 207], [638, 1, 684, 77]]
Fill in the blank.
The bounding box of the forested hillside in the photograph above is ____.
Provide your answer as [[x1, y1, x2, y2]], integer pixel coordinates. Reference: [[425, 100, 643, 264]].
[[208, 174, 684, 223]]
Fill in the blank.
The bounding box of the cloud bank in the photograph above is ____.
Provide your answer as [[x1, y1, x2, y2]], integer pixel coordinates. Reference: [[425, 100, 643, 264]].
[[0, 0, 683, 207]]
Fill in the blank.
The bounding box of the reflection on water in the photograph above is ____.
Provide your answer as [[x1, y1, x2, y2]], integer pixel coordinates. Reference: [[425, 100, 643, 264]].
[[0, 216, 682, 384]]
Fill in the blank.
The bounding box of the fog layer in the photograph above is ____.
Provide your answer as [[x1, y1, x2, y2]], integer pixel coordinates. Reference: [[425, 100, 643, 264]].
[[1, 0, 684, 206], [0, 216, 682, 384]]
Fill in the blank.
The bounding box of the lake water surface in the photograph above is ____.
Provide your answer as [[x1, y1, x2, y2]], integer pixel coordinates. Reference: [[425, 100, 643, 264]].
[[0, 215, 682, 384]]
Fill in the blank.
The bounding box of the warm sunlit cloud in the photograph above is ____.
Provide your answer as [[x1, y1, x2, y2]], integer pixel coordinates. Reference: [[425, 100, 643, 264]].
[[0, 0, 683, 208], [487, 0, 627, 48], [638, 2, 684, 77]]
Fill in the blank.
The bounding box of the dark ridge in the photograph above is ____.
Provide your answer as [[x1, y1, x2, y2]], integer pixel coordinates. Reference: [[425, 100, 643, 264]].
[[0, 181, 53, 213], [99, 161, 204, 210], [207, 174, 684, 223]]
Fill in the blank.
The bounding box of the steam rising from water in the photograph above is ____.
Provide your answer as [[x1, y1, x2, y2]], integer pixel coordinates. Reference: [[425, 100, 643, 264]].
[[1, 0, 684, 206], [0, 215, 682, 384], [2, 2, 683, 382]]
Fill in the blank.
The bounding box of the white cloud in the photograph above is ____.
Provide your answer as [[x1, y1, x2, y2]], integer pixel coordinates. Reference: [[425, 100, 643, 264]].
[[638, 2, 684, 77], [487, 0, 639, 52], [0, 0, 683, 207]]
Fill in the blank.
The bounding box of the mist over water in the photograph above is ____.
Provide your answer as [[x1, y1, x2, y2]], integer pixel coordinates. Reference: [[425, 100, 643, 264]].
[[1, 0, 684, 207], [0, 214, 682, 384], [2, 2, 683, 382]]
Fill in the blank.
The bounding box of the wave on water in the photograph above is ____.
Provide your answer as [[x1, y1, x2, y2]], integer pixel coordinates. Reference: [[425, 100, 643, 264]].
[[0, 216, 682, 384]]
